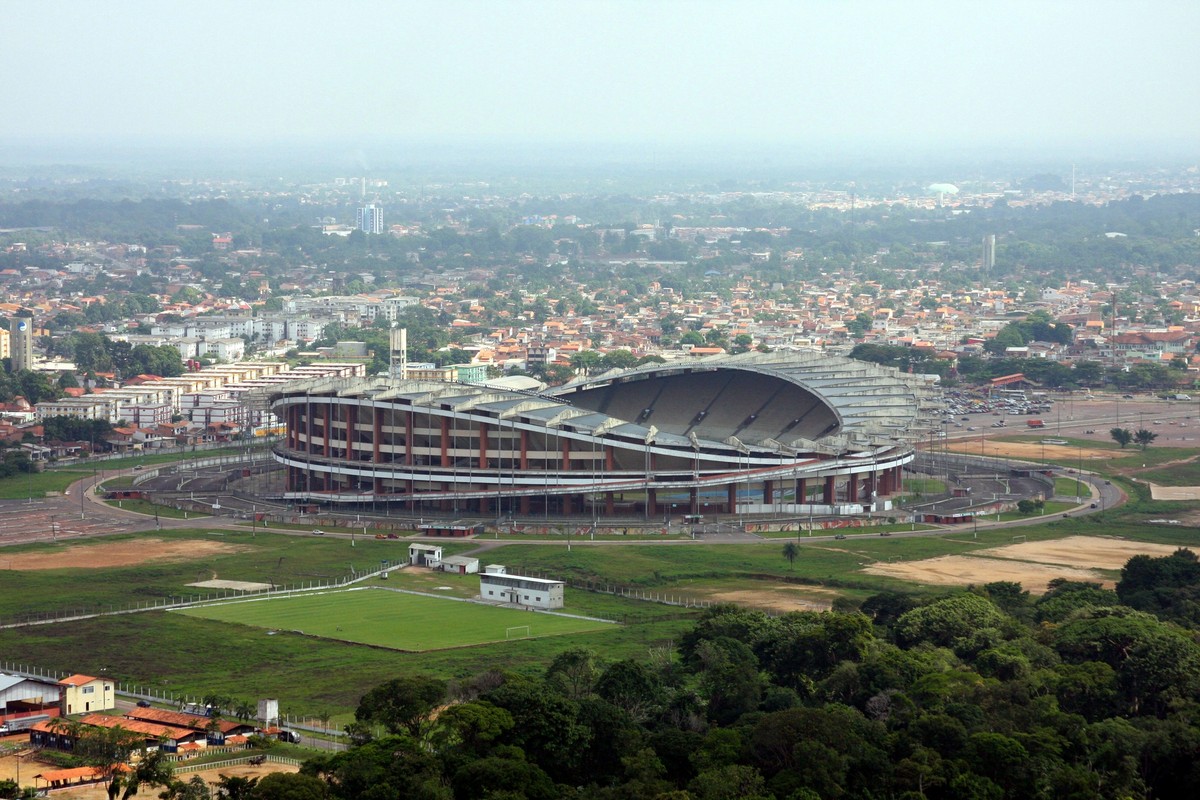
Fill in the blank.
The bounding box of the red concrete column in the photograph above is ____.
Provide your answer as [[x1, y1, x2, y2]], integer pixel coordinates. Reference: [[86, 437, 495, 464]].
[[520, 494, 531, 514], [478, 422, 489, 469], [440, 417, 451, 467], [848, 473, 859, 502], [647, 488, 657, 516], [606, 445, 616, 471], [306, 400, 314, 454], [561, 436, 571, 471], [763, 479, 774, 504], [405, 411, 415, 466], [563, 494, 573, 515], [824, 475, 836, 504], [373, 406, 382, 463], [479, 496, 490, 515], [689, 487, 699, 514], [606, 492, 615, 515], [323, 405, 331, 457], [796, 477, 807, 504], [727, 483, 737, 512], [347, 404, 357, 461], [519, 429, 530, 470]]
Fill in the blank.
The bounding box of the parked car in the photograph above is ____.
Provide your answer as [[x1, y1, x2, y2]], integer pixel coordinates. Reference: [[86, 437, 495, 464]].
[[311, 529, 325, 535], [834, 534, 847, 540], [136, 700, 152, 708]]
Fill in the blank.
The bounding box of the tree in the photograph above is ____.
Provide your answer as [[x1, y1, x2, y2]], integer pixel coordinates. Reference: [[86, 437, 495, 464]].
[[119, 750, 174, 800], [354, 676, 447, 740], [247, 773, 327, 800], [544, 647, 600, 700], [1134, 428, 1158, 450], [781, 542, 799, 570], [1110, 427, 1133, 448], [159, 777, 211, 800], [214, 775, 258, 800]]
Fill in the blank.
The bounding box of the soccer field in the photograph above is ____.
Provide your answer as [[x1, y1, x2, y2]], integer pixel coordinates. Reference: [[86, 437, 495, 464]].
[[177, 588, 616, 651]]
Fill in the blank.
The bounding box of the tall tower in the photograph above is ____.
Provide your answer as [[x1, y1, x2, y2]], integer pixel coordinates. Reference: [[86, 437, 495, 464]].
[[982, 234, 996, 274], [9, 315, 34, 372], [356, 203, 383, 234]]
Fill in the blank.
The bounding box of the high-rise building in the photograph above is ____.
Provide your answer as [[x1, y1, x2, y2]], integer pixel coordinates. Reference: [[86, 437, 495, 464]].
[[9, 315, 34, 372], [356, 204, 383, 234], [982, 234, 996, 273]]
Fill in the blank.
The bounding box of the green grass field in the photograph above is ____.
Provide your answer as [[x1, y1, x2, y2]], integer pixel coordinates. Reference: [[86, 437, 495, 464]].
[[1054, 476, 1089, 497], [178, 588, 616, 651]]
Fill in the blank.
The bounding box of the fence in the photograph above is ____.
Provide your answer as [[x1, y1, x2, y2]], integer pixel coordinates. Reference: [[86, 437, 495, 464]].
[[504, 567, 716, 612], [0, 560, 407, 631], [174, 755, 304, 774]]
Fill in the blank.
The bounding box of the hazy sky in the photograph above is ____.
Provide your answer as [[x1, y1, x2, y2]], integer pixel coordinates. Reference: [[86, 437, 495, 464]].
[[4, 0, 1198, 154]]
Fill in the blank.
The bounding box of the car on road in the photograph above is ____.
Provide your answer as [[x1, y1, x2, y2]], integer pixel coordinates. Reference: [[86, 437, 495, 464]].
[[375, 533, 386, 539], [311, 529, 325, 535], [1123, 394, 1135, 399], [1090, 503, 1099, 509], [387, 533, 400, 539], [967, 426, 978, 431], [1085, 429, 1095, 434], [136, 700, 152, 708], [879, 531, 892, 536], [834, 533, 847, 540]]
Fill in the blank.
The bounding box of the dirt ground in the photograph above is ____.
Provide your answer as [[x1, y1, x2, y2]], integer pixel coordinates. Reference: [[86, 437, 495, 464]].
[[974, 536, 1182, 570], [862, 554, 1106, 593], [1147, 484, 1200, 500], [0, 538, 252, 571], [712, 585, 836, 612], [0, 747, 297, 800], [187, 579, 273, 591], [945, 440, 1114, 461]]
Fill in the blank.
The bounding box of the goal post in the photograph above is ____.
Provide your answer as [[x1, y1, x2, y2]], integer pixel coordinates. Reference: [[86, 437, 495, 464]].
[[1011, 534, 1026, 543], [505, 625, 531, 640]]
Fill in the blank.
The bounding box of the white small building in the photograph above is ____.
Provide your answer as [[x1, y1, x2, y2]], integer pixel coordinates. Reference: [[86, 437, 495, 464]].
[[408, 543, 442, 567], [479, 572, 564, 610], [438, 556, 479, 575]]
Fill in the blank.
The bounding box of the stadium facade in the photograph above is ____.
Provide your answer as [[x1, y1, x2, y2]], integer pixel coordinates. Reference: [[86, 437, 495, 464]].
[[268, 351, 936, 520]]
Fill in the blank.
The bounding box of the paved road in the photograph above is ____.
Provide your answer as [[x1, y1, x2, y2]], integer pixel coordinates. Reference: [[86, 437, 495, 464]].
[[0, 453, 1129, 554]]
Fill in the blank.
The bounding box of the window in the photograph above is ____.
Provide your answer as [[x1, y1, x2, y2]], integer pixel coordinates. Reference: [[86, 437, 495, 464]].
[[82, 686, 95, 695]]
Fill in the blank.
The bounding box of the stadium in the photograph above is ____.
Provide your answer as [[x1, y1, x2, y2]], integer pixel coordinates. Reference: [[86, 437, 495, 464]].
[[267, 351, 937, 520]]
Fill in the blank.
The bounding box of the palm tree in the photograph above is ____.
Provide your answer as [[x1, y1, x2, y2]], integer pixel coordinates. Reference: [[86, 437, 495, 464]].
[[232, 700, 256, 723], [782, 542, 799, 570]]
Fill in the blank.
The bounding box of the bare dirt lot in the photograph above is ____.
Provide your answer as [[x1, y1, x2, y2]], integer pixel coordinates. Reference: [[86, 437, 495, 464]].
[[862, 555, 1104, 593], [712, 585, 835, 612], [0, 748, 297, 800], [945, 439, 1114, 462], [187, 579, 273, 591], [974, 536, 1181, 570], [0, 538, 252, 571], [862, 536, 1190, 592]]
